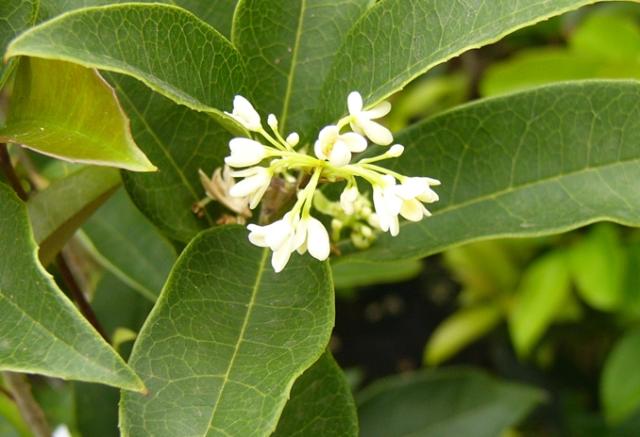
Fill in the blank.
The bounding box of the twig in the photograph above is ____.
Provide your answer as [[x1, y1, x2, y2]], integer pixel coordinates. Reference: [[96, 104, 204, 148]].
[[0, 385, 15, 401], [0, 144, 28, 200], [56, 252, 110, 343], [2, 372, 51, 437]]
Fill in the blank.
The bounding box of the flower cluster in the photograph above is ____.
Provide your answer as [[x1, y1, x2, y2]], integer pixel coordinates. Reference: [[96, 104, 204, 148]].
[[202, 92, 440, 272]]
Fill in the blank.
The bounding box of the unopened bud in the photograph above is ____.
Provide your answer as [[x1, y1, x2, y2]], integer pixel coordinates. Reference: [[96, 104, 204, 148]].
[[286, 132, 300, 147], [388, 144, 404, 157], [267, 114, 278, 130]]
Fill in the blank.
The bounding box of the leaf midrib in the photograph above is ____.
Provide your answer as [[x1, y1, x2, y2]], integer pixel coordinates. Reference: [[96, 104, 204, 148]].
[[202, 248, 269, 435], [279, 0, 306, 133]]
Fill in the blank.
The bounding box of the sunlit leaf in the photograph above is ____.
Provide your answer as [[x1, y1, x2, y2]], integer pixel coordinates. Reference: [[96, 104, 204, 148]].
[[508, 251, 571, 357], [0, 58, 155, 171], [602, 328, 640, 424]]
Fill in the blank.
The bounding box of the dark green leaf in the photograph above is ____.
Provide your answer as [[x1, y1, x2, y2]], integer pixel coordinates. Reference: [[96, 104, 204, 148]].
[[120, 226, 334, 436], [357, 368, 544, 437], [273, 352, 358, 437], [0, 183, 143, 391], [27, 166, 121, 266], [602, 328, 640, 424], [316, 0, 619, 126], [112, 74, 232, 242], [233, 0, 370, 139], [340, 81, 640, 263], [82, 188, 177, 301], [6, 3, 246, 126], [0, 57, 156, 171]]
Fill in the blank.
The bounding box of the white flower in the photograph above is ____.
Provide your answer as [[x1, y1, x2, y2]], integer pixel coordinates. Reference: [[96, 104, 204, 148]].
[[372, 176, 402, 236], [248, 213, 300, 272], [387, 144, 405, 157], [394, 177, 441, 222], [294, 216, 331, 261], [229, 167, 272, 208], [314, 125, 367, 167], [226, 95, 262, 131], [340, 186, 359, 215], [286, 132, 300, 147], [347, 91, 393, 146], [225, 138, 267, 167]]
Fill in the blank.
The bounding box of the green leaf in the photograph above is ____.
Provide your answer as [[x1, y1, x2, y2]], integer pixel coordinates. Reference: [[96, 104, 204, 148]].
[[82, 188, 177, 301], [569, 224, 627, 311], [340, 81, 640, 263], [27, 166, 121, 266], [331, 258, 422, 290], [316, 0, 620, 126], [273, 352, 358, 437], [111, 74, 232, 242], [120, 226, 334, 436], [357, 368, 545, 437], [425, 304, 502, 366], [0, 183, 143, 391], [5, 3, 246, 125], [232, 0, 370, 139], [76, 271, 154, 437], [601, 328, 640, 424], [0, 0, 36, 88], [508, 251, 571, 358], [0, 57, 155, 171], [39, 1, 239, 37]]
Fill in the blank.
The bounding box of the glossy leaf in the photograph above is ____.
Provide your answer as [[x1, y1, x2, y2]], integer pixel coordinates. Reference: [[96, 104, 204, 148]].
[[340, 81, 640, 263], [0, 57, 155, 171], [82, 188, 177, 301], [27, 166, 121, 266], [569, 224, 627, 311], [508, 252, 571, 357], [38, 1, 239, 37], [120, 226, 334, 436], [357, 368, 544, 437], [425, 304, 502, 366], [112, 74, 232, 242], [601, 328, 640, 424], [273, 352, 358, 437], [0, 0, 36, 87], [6, 3, 246, 125], [233, 0, 370, 139], [0, 183, 143, 391], [316, 0, 620, 126]]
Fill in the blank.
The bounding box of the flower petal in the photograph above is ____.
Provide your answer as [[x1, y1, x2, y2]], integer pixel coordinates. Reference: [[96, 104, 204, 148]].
[[360, 119, 393, 145], [399, 199, 425, 222], [328, 141, 352, 167], [340, 132, 367, 153], [347, 91, 363, 114], [364, 101, 391, 119], [271, 245, 292, 272], [306, 218, 330, 261]]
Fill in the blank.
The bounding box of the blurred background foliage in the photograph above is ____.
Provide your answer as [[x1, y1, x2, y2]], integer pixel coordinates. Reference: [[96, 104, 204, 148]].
[[3, 3, 640, 437]]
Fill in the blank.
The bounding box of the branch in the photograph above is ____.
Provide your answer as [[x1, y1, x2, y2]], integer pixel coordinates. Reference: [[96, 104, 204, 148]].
[[0, 144, 28, 200], [2, 372, 51, 437]]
